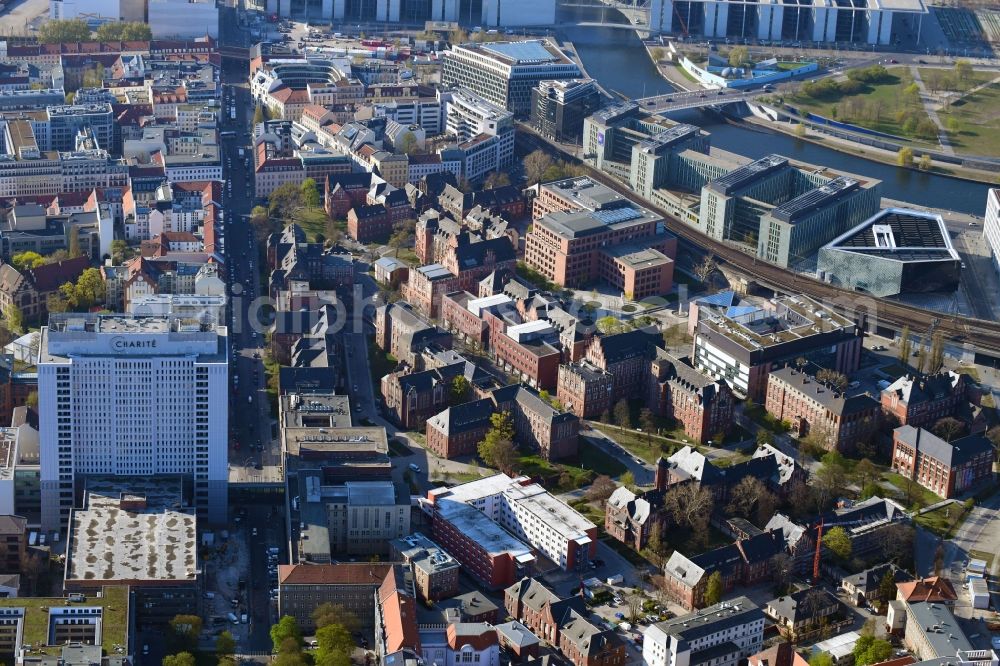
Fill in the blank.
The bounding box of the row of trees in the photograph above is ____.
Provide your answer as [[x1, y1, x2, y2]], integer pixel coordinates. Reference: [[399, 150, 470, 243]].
[[269, 605, 357, 666], [897, 326, 947, 374], [38, 19, 151, 44]]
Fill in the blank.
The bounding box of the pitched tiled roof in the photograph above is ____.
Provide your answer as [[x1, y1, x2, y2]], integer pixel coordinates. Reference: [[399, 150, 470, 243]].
[[893, 425, 993, 467], [278, 563, 393, 586], [896, 576, 958, 603], [26, 256, 90, 293]]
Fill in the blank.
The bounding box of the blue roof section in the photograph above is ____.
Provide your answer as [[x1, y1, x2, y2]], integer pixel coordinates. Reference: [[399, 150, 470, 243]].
[[726, 305, 759, 318], [697, 291, 739, 308], [591, 207, 643, 225], [481, 41, 558, 64]]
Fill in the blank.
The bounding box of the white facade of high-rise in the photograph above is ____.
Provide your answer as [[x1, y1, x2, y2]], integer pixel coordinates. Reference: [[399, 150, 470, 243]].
[[38, 314, 228, 532], [984, 188, 1000, 277]]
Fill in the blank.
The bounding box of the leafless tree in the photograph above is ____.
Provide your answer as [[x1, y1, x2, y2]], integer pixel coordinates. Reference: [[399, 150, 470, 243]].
[[585, 475, 619, 507]]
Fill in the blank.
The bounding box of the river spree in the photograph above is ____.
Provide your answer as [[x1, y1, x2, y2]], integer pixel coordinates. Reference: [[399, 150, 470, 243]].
[[558, 17, 990, 215]]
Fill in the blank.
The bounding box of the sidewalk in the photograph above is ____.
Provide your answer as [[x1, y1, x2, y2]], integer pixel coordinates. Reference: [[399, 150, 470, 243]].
[[911, 66, 955, 155]]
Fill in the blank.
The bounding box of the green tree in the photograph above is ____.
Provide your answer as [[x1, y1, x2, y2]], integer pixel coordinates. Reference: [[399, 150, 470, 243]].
[[398, 132, 419, 155], [613, 399, 632, 431], [312, 602, 358, 631], [215, 631, 236, 656], [11, 251, 46, 270], [954, 59, 973, 86], [704, 570, 724, 605], [270, 616, 303, 652], [928, 330, 945, 373], [268, 183, 304, 219], [73, 268, 105, 309], [728, 45, 750, 68], [450, 374, 470, 405], [82, 63, 105, 89], [68, 225, 82, 258], [25, 391, 38, 408], [162, 653, 197, 666], [300, 178, 321, 208], [596, 316, 628, 335], [853, 458, 879, 490], [620, 470, 636, 490], [897, 146, 914, 167], [110, 239, 133, 263], [809, 653, 834, 666], [878, 569, 897, 605], [523, 149, 553, 185], [314, 623, 353, 666], [918, 154, 932, 171], [853, 635, 893, 666], [484, 171, 511, 188], [95, 21, 152, 41], [388, 219, 415, 257], [899, 325, 912, 364], [46, 293, 70, 315], [823, 525, 852, 560], [168, 615, 203, 649], [478, 411, 517, 472], [2, 304, 24, 336], [38, 19, 92, 43]]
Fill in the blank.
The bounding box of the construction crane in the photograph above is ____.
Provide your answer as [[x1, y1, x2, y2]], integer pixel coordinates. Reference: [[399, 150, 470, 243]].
[[812, 515, 887, 583]]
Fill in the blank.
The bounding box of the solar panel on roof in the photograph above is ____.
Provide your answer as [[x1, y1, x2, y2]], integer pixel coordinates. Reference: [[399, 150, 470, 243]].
[[591, 207, 642, 225], [481, 41, 557, 63]]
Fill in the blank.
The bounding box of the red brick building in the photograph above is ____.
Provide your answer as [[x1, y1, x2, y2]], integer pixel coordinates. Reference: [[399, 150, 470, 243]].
[[765, 366, 881, 453], [557, 362, 613, 419], [647, 349, 735, 444], [348, 204, 395, 243], [662, 530, 786, 610], [891, 425, 994, 499], [325, 172, 373, 218], [493, 325, 561, 392], [584, 328, 661, 402], [425, 398, 493, 458], [880, 371, 971, 428], [493, 384, 580, 461], [505, 578, 625, 666]]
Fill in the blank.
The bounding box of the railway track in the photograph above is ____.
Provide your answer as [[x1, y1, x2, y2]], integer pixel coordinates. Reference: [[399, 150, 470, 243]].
[[515, 127, 1000, 354]]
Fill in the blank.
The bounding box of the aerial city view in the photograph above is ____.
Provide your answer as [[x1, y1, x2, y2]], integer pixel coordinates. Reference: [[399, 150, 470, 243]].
[[1, 0, 1000, 664]]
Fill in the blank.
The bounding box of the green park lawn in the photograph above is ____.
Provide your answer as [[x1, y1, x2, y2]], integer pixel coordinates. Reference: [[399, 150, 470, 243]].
[[913, 502, 967, 538], [937, 81, 1000, 157], [787, 67, 936, 143]]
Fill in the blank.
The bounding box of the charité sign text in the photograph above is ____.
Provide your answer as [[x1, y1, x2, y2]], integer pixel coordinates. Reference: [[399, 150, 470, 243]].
[[109, 336, 159, 352]]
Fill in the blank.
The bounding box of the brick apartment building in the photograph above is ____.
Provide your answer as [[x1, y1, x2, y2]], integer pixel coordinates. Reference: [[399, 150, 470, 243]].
[[582, 327, 662, 402], [647, 349, 735, 444], [524, 178, 676, 299], [425, 398, 494, 458], [374, 302, 453, 367], [891, 425, 994, 499], [405, 237, 516, 318], [765, 366, 881, 453], [277, 563, 396, 633], [493, 324, 562, 391], [662, 530, 786, 610], [493, 384, 580, 460], [557, 362, 613, 419], [505, 578, 626, 666], [880, 371, 971, 428]]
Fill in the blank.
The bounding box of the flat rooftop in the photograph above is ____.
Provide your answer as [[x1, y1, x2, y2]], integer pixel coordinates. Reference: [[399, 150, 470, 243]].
[[707, 154, 788, 196], [280, 392, 353, 429], [66, 478, 198, 586], [0, 586, 129, 659], [770, 176, 861, 224], [283, 426, 388, 457], [476, 40, 572, 66], [605, 245, 672, 270], [822, 208, 960, 263], [699, 293, 854, 350]]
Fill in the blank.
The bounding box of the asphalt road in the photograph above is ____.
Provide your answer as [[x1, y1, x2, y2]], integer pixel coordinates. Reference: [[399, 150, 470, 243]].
[[219, 7, 283, 652]]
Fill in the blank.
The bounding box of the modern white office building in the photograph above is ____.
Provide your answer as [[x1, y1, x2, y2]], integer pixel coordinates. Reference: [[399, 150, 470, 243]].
[[646, 0, 928, 46], [443, 88, 515, 182], [37, 314, 228, 532], [984, 188, 1000, 278], [643, 597, 764, 666], [442, 41, 581, 116]]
